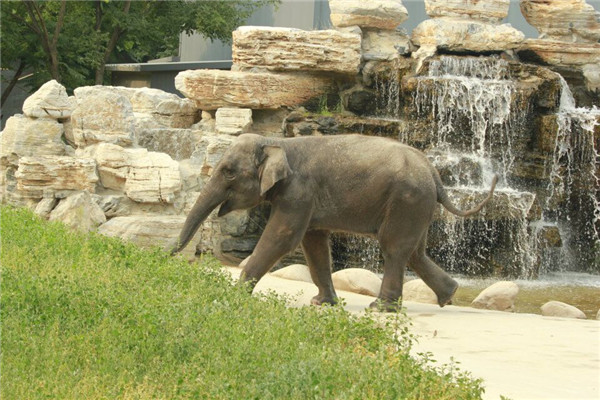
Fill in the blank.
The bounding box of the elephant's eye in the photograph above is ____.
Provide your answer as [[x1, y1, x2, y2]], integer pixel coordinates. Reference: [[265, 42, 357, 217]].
[[222, 167, 236, 181]]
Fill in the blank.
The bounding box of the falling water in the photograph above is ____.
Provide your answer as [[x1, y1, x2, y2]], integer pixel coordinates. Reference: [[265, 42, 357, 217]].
[[345, 56, 598, 277], [409, 56, 538, 277], [541, 77, 600, 271]]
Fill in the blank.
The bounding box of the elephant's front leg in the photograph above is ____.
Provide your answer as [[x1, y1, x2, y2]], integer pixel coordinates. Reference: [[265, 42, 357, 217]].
[[301, 230, 337, 306], [240, 203, 311, 289]]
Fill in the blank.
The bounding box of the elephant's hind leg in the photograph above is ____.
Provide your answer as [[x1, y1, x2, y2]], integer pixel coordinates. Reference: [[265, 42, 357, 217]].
[[409, 233, 458, 307], [301, 230, 338, 306]]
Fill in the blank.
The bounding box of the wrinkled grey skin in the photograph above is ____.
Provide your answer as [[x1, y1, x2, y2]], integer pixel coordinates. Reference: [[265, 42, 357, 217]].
[[170, 134, 497, 311]]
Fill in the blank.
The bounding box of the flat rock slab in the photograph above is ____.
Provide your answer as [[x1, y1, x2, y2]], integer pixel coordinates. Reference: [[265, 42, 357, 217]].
[[329, 0, 408, 30], [412, 18, 524, 53], [15, 156, 98, 199], [232, 26, 361, 74], [519, 39, 600, 67], [225, 266, 600, 400], [521, 0, 600, 43], [175, 69, 336, 110], [425, 0, 510, 23]]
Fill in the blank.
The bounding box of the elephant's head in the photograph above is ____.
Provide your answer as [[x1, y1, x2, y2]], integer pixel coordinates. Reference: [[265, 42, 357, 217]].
[[170, 134, 291, 254]]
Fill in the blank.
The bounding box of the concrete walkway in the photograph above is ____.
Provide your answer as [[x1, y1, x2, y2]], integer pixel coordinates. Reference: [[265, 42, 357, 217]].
[[226, 267, 600, 400]]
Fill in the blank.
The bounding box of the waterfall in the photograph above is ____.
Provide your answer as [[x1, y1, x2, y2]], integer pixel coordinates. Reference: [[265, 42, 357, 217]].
[[542, 77, 600, 271], [346, 56, 598, 277]]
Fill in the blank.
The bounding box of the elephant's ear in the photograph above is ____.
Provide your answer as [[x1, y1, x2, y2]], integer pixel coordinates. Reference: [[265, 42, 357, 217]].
[[259, 145, 292, 196]]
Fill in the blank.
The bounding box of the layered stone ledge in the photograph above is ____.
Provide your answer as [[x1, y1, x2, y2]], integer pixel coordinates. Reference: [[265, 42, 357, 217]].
[[175, 69, 336, 110], [232, 26, 361, 74]]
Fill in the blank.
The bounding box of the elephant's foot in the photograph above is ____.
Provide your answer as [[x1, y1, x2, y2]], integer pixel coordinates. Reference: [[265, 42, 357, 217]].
[[436, 280, 459, 308], [369, 298, 402, 313], [311, 295, 338, 306]]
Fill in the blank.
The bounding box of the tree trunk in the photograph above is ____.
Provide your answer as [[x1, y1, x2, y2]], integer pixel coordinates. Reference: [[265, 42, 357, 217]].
[[94, 0, 132, 85], [1, 60, 26, 107]]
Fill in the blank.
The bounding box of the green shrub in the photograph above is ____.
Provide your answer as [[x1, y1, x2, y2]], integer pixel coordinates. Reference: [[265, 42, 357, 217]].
[[1, 206, 483, 399]]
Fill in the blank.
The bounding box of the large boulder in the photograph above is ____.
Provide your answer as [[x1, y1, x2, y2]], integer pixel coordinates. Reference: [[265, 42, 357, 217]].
[[471, 281, 519, 311], [97, 215, 201, 258], [520, 0, 600, 43], [136, 128, 201, 161], [78, 143, 129, 191], [71, 86, 135, 147], [175, 69, 336, 110], [329, 0, 408, 30], [362, 30, 413, 61], [1, 114, 66, 163], [402, 279, 438, 304], [15, 156, 98, 199], [215, 108, 253, 135], [541, 301, 587, 319], [232, 26, 361, 74], [519, 40, 600, 67], [332, 268, 382, 297], [411, 18, 524, 53], [425, 0, 510, 23], [124, 149, 181, 204], [113, 86, 198, 129], [49, 191, 106, 232], [189, 135, 234, 177], [22, 80, 73, 119], [271, 264, 313, 283]]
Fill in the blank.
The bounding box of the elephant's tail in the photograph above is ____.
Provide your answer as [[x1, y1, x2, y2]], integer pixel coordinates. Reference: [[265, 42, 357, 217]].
[[435, 173, 498, 217]]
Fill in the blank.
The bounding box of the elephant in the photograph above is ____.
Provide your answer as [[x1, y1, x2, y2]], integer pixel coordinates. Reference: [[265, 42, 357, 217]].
[[170, 133, 497, 311]]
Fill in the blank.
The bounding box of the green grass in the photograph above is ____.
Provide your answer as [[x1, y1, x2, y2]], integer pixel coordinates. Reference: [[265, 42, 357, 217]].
[[1, 206, 484, 399]]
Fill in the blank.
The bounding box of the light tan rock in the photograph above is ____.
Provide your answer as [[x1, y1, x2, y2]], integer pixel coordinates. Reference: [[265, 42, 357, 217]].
[[232, 26, 361, 74], [271, 264, 313, 283], [412, 18, 524, 53], [520, 0, 600, 43], [597, 308, 600, 320], [124, 149, 181, 204], [519, 39, 600, 67], [471, 281, 519, 311], [1, 115, 66, 163], [113, 86, 198, 129], [49, 191, 106, 232], [402, 279, 439, 304], [22, 80, 73, 119], [78, 143, 129, 191], [425, 0, 510, 23], [15, 156, 98, 199], [329, 0, 408, 30], [332, 268, 381, 297], [541, 301, 587, 319], [34, 197, 59, 218], [190, 135, 234, 177], [136, 128, 201, 161], [97, 215, 201, 258], [175, 69, 336, 110], [215, 108, 253, 135], [582, 64, 600, 93], [362, 30, 413, 60], [71, 86, 135, 147]]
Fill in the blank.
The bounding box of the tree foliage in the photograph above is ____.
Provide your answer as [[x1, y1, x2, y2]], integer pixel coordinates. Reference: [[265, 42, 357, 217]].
[[1, 0, 279, 102]]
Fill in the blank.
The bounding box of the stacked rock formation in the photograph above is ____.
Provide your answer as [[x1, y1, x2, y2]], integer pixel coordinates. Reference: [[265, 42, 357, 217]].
[[411, 0, 524, 59], [328, 0, 411, 61], [519, 0, 600, 97]]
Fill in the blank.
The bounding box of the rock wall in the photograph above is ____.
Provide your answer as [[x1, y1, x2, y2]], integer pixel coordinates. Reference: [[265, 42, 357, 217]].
[[2, 0, 598, 275]]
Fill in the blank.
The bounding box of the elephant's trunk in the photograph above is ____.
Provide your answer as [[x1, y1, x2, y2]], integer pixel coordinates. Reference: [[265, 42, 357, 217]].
[[169, 180, 227, 255]]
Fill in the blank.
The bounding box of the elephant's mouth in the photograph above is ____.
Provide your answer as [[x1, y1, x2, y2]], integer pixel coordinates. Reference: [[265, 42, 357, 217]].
[[218, 199, 233, 217]]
